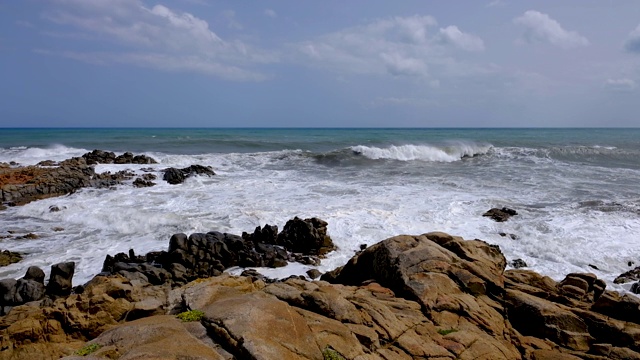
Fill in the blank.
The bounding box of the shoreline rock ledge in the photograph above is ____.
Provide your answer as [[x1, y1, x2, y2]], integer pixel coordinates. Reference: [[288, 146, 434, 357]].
[[2, 232, 640, 359]]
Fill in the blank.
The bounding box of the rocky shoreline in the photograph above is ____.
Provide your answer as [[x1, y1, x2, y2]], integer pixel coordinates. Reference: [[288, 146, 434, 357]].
[[2, 152, 640, 359]]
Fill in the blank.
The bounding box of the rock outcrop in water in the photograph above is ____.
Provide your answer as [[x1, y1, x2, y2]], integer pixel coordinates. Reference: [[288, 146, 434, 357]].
[[0, 152, 215, 207], [102, 218, 334, 287], [484, 207, 518, 222], [162, 165, 215, 185], [2, 230, 640, 359]]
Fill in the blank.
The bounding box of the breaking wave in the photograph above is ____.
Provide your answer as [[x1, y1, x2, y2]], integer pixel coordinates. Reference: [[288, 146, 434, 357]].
[[350, 142, 492, 162]]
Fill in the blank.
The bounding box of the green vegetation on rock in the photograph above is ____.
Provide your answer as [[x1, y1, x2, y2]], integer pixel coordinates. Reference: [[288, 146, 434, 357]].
[[438, 328, 458, 336], [322, 347, 345, 360], [75, 343, 101, 356], [176, 309, 205, 322]]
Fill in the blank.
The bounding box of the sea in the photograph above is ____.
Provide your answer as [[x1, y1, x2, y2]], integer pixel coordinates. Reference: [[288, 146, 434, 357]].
[[1, 128, 639, 291]]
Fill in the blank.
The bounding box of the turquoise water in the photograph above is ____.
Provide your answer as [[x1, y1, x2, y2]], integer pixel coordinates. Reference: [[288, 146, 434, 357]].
[[1, 127, 639, 153]]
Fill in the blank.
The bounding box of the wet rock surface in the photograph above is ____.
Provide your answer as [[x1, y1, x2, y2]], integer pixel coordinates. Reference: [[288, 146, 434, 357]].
[[101, 218, 334, 287], [0, 250, 23, 267], [1, 152, 211, 207], [162, 165, 216, 184], [484, 207, 518, 222]]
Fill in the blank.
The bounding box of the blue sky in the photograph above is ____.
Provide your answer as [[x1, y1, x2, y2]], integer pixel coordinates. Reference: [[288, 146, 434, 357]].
[[1, 0, 639, 127]]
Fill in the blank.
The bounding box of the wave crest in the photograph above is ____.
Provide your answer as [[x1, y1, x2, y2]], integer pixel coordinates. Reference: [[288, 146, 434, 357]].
[[350, 142, 492, 162]]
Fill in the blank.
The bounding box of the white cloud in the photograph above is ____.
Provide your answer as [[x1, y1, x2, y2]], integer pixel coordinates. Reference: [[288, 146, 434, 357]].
[[624, 24, 640, 53], [42, 0, 276, 80], [222, 10, 243, 30], [437, 26, 485, 51], [380, 52, 428, 76], [295, 15, 488, 79], [264, 9, 277, 18], [486, 0, 506, 7], [605, 78, 636, 91], [513, 10, 589, 48]]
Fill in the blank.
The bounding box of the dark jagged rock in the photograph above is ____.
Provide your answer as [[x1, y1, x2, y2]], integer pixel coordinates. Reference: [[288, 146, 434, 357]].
[[614, 266, 640, 284], [0, 250, 23, 266], [24, 266, 45, 283], [162, 165, 215, 185], [90, 170, 135, 188], [82, 150, 158, 165], [277, 217, 335, 255], [510, 258, 527, 269], [133, 178, 155, 188], [82, 150, 116, 165], [483, 207, 518, 222], [46, 262, 75, 297], [0, 266, 47, 315], [101, 218, 332, 287]]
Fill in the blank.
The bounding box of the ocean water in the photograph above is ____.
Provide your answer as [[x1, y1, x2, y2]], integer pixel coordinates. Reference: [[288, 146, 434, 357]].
[[1, 128, 639, 291]]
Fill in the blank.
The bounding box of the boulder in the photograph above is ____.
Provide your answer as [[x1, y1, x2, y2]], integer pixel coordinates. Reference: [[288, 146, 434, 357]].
[[277, 217, 335, 255], [483, 207, 518, 222], [510, 259, 527, 269], [46, 262, 75, 297]]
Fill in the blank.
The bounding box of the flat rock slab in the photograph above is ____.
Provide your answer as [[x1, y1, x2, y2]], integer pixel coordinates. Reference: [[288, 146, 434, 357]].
[[202, 292, 323, 360]]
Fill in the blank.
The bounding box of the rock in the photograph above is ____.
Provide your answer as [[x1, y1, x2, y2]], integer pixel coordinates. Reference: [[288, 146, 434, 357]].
[[631, 282, 640, 294], [614, 265, 640, 284], [132, 177, 155, 187], [162, 168, 185, 184], [70, 316, 226, 360], [306, 269, 322, 279], [0, 249, 23, 266], [82, 150, 116, 165], [17, 232, 39, 239], [46, 262, 75, 297], [163, 165, 215, 185], [483, 207, 518, 222], [15, 278, 45, 303], [1, 157, 95, 206], [36, 160, 58, 167], [114, 152, 157, 164], [277, 217, 335, 255], [510, 258, 527, 269], [49, 205, 62, 212], [52, 227, 64, 232], [24, 266, 45, 283], [499, 232, 519, 240]]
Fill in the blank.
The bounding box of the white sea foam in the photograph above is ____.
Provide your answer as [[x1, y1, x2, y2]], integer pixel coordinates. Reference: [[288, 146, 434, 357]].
[[351, 142, 492, 162], [1, 148, 639, 294], [0, 145, 88, 165]]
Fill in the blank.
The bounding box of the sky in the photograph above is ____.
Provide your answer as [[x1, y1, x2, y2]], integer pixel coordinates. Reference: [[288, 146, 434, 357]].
[[1, 0, 639, 127]]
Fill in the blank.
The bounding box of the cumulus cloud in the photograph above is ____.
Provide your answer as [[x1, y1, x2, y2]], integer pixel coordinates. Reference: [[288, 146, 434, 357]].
[[624, 24, 640, 53], [605, 78, 636, 91], [264, 9, 277, 18], [514, 10, 589, 48], [295, 15, 487, 79], [41, 0, 276, 80], [437, 26, 485, 51]]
